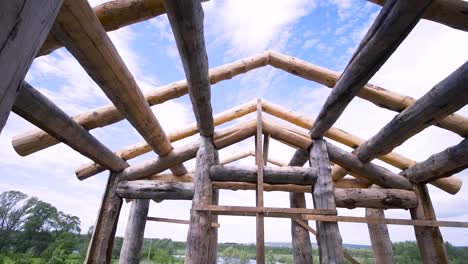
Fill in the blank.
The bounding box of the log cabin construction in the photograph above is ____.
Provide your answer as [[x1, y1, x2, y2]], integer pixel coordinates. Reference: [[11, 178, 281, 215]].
[[1, 0, 468, 263]]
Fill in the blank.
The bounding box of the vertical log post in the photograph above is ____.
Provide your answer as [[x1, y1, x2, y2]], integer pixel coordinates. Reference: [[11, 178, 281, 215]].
[[119, 199, 150, 264], [185, 136, 219, 264], [255, 99, 265, 264], [310, 139, 344, 263], [288, 149, 314, 263], [86, 172, 123, 263], [411, 184, 449, 263], [366, 207, 395, 263], [0, 0, 63, 133], [208, 189, 219, 264]]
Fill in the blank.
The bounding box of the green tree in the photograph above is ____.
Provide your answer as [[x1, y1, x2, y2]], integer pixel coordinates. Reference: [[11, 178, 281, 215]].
[[47, 243, 68, 264]]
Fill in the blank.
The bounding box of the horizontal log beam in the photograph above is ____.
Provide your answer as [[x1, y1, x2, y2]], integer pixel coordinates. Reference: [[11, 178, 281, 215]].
[[357, 61, 468, 161], [368, 0, 468, 32], [13, 83, 127, 172], [76, 100, 257, 178], [146, 216, 219, 228], [209, 165, 317, 185], [403, 139, 468, 183], [310, 0, 432, 138], [117, 180, 416, 209], [114, 119, 257, 181], [194, 205, 336, 218]]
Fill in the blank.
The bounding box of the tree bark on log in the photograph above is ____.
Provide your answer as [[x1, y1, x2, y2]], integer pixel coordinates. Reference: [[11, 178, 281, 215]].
[[411, 184, 449, 263], [13, 82, 127, 172], [310, 139, 344, 263], [185, 136, 218, 264], [0, 0, 63, 134], [119, 199, 150, 264], [309, 0, 432, 138], [85, 172, 123, 263], [403, 139, 468, 183], [209, 165, 317, 185], [366, 208, 395, 264]]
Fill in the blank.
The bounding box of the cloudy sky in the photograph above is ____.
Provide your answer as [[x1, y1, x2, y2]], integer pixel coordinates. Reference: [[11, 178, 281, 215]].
[[1, 0, 468, 246]]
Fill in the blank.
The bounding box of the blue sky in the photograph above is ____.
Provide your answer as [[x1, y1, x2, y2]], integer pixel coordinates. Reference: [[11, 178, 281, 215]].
[[1, 0, 468, 246]]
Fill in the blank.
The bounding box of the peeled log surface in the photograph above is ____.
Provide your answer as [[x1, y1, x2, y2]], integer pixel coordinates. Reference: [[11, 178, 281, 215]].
[[209, 165, 317, 185], [310, 0, 432, 138], [268, 51, 468, 138], [13, 83, 127, 172], [366, 208, 396, 264], [115, 119, 256, 181], [51, 0, 175, 157], [12, 53, 267, 157], [262, 118, 412, 190], [0, 0, 63, 133], [164, 0, 214, 136], [116, 180, 415, 209], [119, 199, 149, 264], [368, 0, 468, 32], [403, 139, 468, 183], [75, 100, 257, 178], [290, 193, 313, 264], [357, 61, 468, 162]]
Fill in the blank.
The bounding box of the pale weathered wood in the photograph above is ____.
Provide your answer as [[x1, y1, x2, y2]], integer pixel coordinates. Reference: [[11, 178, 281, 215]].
[[119, 199, 150, 264], [255, 99, 265, 264], [262, 118, 413, 190], [208, 189, 219, 264], [164, 0, 214, 136], [147, 216, 220, 228], [85, 172, 123, 263], [209, 165, 317, 185], [357, 61, 468, 162], [290, 192, 313, 264], [410, 184, 449, 263], [268, 51, 468, 138], [116, 180, 415, 209], [0, 0, 63, 133], [310, 139, 344, 263], [185, 136, 218, 264], [403, 139, 468, 183], [368, 0, 468, 32], [194, 205, 336, 218], [115, 119, 256, 181], [219, 150, 252, 165], [75, 100, 257, 178], [13, 82, 127, 172], [310, 0, 432, 138], [366, 207, 395, 264], [262, 100, 463, 194]]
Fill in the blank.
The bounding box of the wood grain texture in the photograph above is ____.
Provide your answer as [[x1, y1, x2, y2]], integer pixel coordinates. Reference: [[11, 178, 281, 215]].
[[116, 181, 194, 200], [13, 82, 127, 172], [0, 0, 63, 133], [185, 136, 218, 264], [164, 0, 214, 136], [209, 165, 317, 185], [85, 172, 123, 263], [310, 139, 345, 263], [115, 119, 256, 181], [410, 184, 449, 263], [309, 0, 432, 138], [368, 0, 468, 32], [146, 217, 219, 228], [119, 199, 149, 264], [366, 207, 395, 264], [357, 61, 468, 162], [403, 139, 468, 183], [75, 100, 256, 178]]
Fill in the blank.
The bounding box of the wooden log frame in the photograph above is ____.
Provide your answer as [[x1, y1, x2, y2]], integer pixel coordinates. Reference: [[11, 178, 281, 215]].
[[0, 0, 63, 134], [254, 100, 265, 264], [261, 100, 462, 194], [76, 100, 257, 179], [356, 61, 468, 162], [410, 184, 449, 263], [146, 216, 220, 228], [50, 0, 188, 176], [119, 199, 150, 264], [310, 139, 345, 263], [366, 208, 395, 264], [403, 138, 468, 183], [13, 83, 128, 172], [210, 165, 317, 185], [163, 1, 219, 263], [368, 0, 468, 32], [309, 0, 432, 138]]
